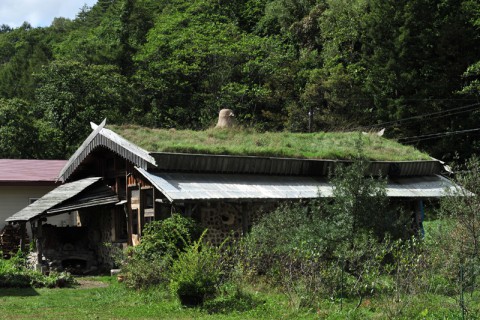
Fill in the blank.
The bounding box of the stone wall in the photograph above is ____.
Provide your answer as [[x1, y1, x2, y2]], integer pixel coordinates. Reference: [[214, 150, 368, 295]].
[[40, 225, 97, 274], [199, 202, 274, 246]]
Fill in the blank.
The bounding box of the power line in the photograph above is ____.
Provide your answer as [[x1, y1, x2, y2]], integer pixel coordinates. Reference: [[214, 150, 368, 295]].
[[363, 102, 480, 130], [398, 127, 480, 143]]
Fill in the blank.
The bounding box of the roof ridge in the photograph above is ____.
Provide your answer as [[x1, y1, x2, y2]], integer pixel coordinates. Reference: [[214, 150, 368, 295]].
[[58, 119, 156, 182]]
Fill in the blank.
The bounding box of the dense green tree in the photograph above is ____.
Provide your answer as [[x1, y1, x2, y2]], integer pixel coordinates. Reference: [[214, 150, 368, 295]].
[[55, 0, 157, 74], [0, 25, 53, 101], [461, 1, 480, 95], [0, 98, 62, 159], [134, 0, 295, 129], [53, 1, 123, 65], [316, 0, 371, 128], [35, 61, 136, 156], [361, 0, 480, 159]]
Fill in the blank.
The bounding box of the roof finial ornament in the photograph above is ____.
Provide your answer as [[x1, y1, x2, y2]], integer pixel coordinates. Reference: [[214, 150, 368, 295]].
[[90, 118, 107, 130]]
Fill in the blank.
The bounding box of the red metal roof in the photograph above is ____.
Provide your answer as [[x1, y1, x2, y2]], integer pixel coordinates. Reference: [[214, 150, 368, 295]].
[[0, 159, 67, 184]]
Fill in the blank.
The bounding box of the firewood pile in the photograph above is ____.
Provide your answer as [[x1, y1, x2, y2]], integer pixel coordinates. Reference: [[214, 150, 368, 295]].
[[0, 224, 28, 258]]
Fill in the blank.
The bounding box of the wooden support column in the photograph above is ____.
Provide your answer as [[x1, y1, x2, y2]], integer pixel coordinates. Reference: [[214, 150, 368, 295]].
[[138, 187, 145, 236], [35, 219, 44, 272], [185, 204, 193, 217], [153, 189, 159, 221], [126, 187, 133, 246], [19, 222, 26, 252]]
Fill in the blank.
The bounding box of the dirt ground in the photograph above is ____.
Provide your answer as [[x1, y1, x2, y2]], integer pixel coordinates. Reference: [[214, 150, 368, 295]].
[[75, 278, 110, 289]]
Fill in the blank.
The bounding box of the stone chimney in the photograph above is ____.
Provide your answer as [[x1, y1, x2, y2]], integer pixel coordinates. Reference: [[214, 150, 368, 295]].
[[215, 109, 235, 128]]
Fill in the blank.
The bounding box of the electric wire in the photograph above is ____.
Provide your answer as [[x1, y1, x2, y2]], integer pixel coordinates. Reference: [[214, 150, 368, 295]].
[[398, 127, 480, 143], [354, 102, 480, 131]]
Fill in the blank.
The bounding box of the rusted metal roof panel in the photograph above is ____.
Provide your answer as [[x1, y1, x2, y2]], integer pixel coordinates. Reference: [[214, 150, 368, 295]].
[[0, 159, 67, 183], [58, 120, 156, 182], [136, 168, 459, 202], [5, 177, 117, 222]]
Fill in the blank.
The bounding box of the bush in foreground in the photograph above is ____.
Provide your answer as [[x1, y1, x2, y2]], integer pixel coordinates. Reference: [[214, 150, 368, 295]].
[[0, 252, 76, 288], [169, 231, 222, 306], [119, 214, 202, 290]]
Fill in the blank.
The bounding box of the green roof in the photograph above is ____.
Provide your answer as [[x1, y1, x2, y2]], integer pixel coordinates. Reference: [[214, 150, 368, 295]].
[[108, 125, 431, 161]]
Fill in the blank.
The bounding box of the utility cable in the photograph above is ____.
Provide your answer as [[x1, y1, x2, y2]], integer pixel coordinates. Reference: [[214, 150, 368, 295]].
[[398, 127, 480, 143], [356, 102, 480, 131]]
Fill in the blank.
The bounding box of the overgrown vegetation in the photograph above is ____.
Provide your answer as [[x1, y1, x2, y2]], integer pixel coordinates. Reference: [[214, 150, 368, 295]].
[[227, 157, 480, 317], [109, 125, 430, 161], [0, 251, 76, 288], [237, 158, 418, 311], [169, 231, 223, 306], [118, 215, 241, 307], [118, 214, 202, 290]]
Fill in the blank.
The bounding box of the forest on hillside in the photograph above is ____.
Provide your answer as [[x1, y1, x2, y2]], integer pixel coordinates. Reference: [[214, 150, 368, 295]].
[[0, 0, 479, 161]]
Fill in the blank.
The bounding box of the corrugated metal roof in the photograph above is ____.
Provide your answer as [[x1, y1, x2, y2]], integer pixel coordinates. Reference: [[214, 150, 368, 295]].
[[47, 183, 119, 215], [0, 159, 67, 183], [151, 152, 444, 177], [387, 175, 464, 197], [136, 168, 461, 202], [58, 119, 156, 182], [6, 177, 116, 222]]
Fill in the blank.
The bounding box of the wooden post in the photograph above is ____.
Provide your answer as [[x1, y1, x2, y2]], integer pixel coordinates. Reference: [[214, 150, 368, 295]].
[[138, 187, 144, 236], [126, 187, 133, 246], [36, 219, 44, 272], [19, 222, 26, 252], [111, 157, 119, 241], [186, 204, 192, 217], [153, 189, 159, 221]]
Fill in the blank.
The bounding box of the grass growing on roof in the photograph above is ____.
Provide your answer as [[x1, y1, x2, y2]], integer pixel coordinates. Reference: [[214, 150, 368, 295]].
[[109, 125, 431, 161]]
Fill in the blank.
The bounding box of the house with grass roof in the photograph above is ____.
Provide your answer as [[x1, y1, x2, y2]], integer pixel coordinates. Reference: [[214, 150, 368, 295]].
[[5, 119, 460, 273]]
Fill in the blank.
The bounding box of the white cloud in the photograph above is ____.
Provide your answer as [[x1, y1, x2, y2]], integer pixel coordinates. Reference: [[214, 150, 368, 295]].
[[0, 0, 98, 28]]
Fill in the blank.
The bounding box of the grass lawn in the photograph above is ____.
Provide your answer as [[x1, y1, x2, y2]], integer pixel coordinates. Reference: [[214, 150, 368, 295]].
[[0, 277, 307, 320], [109, 125, 430, 161], [0, 276, 476, 319]]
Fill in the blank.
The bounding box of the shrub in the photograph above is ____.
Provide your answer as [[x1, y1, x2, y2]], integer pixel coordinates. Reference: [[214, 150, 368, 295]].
[[121, 252, 171, 290], [136, 214, 202, 259], [238, 155, 426, 308], [240, 200, 331, 278], [439, 156, 480, 296], [30, 271, 77, 288], [0, 255, 76, 288], [119, 214, 203, 290], [202, 282, 263, 314], [169, 231, 222, 306]]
